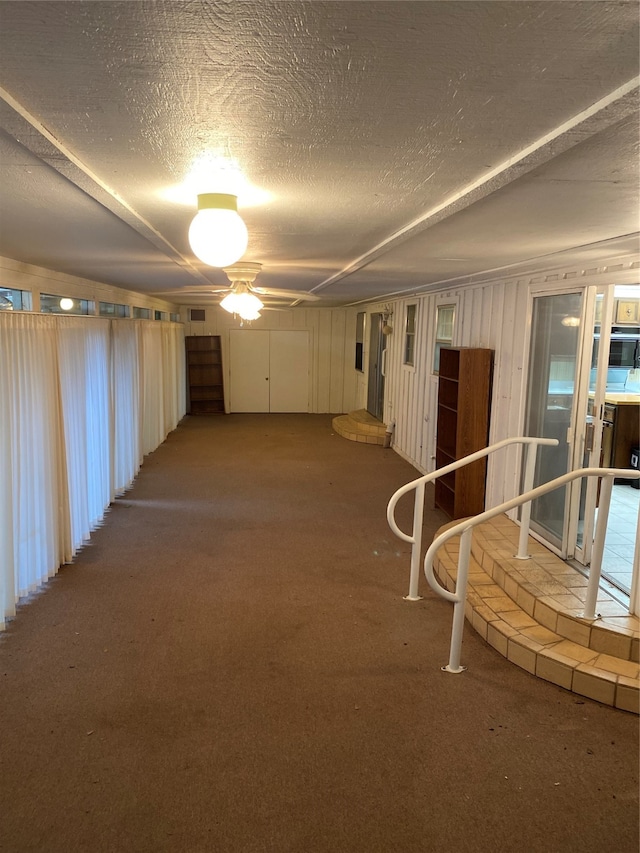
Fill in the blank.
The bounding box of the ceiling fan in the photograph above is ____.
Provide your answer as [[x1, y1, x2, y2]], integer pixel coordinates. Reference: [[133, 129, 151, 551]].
[[155, 262, 320, 312]]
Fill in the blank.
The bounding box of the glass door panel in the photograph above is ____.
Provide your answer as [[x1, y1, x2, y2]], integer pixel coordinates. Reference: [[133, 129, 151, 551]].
[[524, 292, 582, 550]]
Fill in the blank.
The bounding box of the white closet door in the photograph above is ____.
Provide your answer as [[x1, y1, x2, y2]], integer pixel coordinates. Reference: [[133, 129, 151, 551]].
[[269, 331, 309, 412], [229, 329, 309, 412], [229, 330, 270, 412]]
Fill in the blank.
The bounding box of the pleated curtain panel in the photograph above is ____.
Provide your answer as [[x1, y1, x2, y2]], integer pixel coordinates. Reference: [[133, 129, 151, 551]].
[[0, 312, 186, 630]]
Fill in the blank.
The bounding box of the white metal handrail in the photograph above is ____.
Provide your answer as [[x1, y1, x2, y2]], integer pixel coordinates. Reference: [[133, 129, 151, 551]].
[[424, 467, 640, 674], [387, 436, 559, 601]]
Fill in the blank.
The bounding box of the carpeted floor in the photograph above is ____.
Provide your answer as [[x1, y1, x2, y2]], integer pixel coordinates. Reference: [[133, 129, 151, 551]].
[[0, 414, 638, 853]]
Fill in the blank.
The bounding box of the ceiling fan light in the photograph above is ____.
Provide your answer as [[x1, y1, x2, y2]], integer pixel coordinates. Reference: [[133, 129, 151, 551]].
[[220, 289, 263, 316], [188, 193, 248, 268], [238, 306, 261, 321], [220, 291, 242, 314], [239, 291, 264, 313]]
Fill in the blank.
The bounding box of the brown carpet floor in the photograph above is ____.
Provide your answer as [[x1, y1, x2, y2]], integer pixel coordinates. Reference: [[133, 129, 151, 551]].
[[0, 414, 638, 853]]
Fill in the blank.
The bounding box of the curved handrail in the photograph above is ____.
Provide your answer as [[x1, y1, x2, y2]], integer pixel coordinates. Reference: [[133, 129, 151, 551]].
[[387, 436, 557, 541], [387, 436, 559, 600], [424, 467, 640, 674]]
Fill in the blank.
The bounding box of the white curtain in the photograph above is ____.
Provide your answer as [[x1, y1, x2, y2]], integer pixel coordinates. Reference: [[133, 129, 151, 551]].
[[57, 316, 112, 552], [111, 321, 142, 495], [0, 314, 185, 630]]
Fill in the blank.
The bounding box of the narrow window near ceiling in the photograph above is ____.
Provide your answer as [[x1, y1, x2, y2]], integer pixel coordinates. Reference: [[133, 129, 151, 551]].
[[0, 288, 32, 311], [433, 304, 455, 373], [355, 311, 365, 371], [133, 307, 151, 319], [404, 304, 417, 366], [99, 301, 130, 318], [154, 310, 167, 321], [40, 293, 94, 315]]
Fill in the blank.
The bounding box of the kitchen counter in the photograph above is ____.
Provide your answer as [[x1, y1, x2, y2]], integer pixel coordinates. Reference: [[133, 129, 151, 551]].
[[604, 393, 640, 405]]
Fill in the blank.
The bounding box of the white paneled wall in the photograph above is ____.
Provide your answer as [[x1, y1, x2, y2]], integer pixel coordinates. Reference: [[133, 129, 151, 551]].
[[360, 253, 639, 510], [181, 305, 359, 414], [377, 280, 535, 507]]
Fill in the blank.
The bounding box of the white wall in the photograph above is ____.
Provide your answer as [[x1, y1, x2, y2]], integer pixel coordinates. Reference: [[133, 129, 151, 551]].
[[370, 251, 640, 509], [181, 304, 360, 414]]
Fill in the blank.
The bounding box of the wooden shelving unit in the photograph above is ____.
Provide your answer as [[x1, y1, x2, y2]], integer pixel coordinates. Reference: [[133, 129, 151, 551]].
[[185, 335, 225, 414], [435, 347, 494, 519]]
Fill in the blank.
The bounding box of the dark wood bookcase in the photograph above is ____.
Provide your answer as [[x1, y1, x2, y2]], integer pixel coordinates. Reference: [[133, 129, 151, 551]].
[[185, 335, 225, 414], [435, 347, 494, 519]]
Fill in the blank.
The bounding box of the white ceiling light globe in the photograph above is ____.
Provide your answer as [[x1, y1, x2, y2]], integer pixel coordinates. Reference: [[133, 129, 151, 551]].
[[188, 193, 248, 268], [59, 298, 74, 311]]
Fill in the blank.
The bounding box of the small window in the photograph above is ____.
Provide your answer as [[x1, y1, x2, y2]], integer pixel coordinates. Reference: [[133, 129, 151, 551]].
[[404, 304, 417, 366], [0, 288, 32, 311], [170, 313, 180, 322], [434, 304, 455, 373], [355, 311, 365, 371], [99, 301, 130, 318], [190, 308, 206, 322], [40, 293, 94, 315], [154, 310, 167, 321], [133, 307, 151, 319]]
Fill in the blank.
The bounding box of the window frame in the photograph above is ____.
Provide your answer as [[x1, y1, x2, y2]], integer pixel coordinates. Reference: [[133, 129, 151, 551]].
[[433, 303, 456, 374], [404, 303, 417, 366]]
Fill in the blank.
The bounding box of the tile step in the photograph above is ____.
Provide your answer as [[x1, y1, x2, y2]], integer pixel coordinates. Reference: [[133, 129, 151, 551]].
[[332, 410, 386, 445], [432, 517, 639, 713]]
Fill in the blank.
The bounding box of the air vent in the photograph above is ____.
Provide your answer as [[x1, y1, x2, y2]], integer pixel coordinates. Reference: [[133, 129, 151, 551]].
[[190, 309, 206, 322]]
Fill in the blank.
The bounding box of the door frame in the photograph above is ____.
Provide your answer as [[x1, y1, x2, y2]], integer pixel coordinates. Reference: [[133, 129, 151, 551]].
[[523, 282, 619, 564]]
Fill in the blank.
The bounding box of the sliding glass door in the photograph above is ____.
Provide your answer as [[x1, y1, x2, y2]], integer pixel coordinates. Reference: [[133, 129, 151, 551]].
[[524, 291, 583, 552]]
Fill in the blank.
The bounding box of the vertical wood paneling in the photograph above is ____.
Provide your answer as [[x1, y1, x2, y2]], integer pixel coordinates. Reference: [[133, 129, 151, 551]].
[[329, 310, 347, 413], [316, 310, 333, 412], [179, 304, 356, 414], [385, 273, 585, 509]]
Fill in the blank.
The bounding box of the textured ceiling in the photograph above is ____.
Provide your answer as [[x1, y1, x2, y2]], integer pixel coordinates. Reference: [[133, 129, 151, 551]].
[[0, 0, 638, 308]]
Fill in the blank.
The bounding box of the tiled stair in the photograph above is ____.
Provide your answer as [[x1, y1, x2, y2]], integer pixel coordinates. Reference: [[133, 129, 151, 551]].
[[332, 409, 386, 445], [432, 514, 639, 713]]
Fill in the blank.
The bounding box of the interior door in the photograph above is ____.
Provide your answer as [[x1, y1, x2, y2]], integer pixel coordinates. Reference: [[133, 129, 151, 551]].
[[229, 330, 309, 412], [229, 330, 270, 412], [367, 313, 385, 421]]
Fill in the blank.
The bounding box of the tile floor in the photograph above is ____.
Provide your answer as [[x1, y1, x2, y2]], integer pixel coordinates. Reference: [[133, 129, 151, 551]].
[[600, 483, 639, 594]]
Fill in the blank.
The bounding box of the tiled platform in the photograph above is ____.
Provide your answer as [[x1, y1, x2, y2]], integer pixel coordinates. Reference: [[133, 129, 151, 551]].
[[332, 409, 386, 445], [432, 514, 639, 714]]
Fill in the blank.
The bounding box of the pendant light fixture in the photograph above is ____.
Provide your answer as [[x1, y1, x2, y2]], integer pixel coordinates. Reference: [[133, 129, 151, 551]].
[[188, 192, 248, 268]]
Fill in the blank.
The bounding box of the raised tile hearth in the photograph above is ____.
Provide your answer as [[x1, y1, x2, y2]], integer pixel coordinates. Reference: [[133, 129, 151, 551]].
[[433, 514, 639, 713], [332, 409, 386, 445]]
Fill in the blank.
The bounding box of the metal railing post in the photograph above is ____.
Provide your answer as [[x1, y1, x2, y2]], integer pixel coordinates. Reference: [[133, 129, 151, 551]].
[[387, 437, 560, 600], [405, 481, 425, 601], [515, 442, 539, 560], [583, 474, 613, 619], [442, 528, 473, 673], [420, 467, 639, 674]]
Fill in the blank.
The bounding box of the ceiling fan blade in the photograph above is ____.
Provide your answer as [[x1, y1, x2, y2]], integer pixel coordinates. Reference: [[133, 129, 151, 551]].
[[252, 287, 321, 301], [151, 286, 230, 296]]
